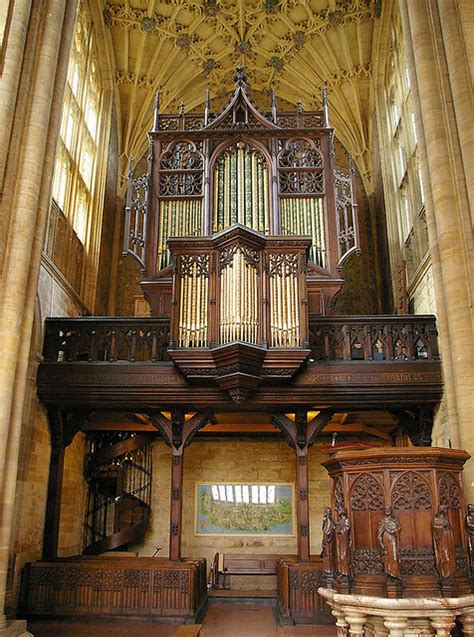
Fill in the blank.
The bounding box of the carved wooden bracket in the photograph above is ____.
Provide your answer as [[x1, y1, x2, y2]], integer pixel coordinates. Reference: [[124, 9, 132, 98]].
[[391, 406, 433, 447], [47, 407, 90, 449], [148, 409, 211, 453], [271, 408, 334, 450]]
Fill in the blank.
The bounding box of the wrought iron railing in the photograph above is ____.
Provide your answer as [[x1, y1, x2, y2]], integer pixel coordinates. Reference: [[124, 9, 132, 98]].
[[308, 315, 439, 362]]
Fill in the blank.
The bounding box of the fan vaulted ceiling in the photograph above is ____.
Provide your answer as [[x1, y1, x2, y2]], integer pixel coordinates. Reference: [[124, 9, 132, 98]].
[[102, 0, 381, 192]]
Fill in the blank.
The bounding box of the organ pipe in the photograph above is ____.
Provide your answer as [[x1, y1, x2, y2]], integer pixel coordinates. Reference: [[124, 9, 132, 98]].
[[280, 197, 326, 268], [213, 143, 270, 234], [178, 259, 208, 347], [219, 248, 259, 345], [157, 200, 202, 270], [269, 269, 300, 348]]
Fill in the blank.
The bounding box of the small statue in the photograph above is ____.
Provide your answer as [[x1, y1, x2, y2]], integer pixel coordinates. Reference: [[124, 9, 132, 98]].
[[377, 506, 402, 579], [335, 507, 352, 576], [433, 504, 456, 579], [321, 507, 335, 574], [465, 503, 474, 572]]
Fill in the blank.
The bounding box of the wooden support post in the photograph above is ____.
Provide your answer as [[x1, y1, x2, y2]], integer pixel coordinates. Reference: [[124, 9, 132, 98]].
[[149, 410, 210, 561], [42, 409, 87, 560], [170, 449, 184, 561], [42, 434, 65, 560], [296, 446, 310, 562], [272, 409, 333, 563]]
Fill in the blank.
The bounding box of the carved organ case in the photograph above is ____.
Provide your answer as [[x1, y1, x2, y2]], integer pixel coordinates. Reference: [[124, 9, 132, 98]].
[[123, 70, 359, 398]]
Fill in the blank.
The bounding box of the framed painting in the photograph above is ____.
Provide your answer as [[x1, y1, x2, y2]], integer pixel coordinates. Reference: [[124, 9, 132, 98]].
[[195, 482, 295, 536]]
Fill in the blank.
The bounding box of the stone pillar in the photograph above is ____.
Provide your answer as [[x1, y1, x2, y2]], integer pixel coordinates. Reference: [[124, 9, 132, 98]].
[[0, 2, 78, 631], [332, 606, 349, 637], [0, 0, 32, 194], [345, 612, 367, 637], [399, 0, 474, 494], [460, 611, 474, 637], [384, 617, 408, 637], [368, 617, 389, 636], [430, 614, 457, 637]]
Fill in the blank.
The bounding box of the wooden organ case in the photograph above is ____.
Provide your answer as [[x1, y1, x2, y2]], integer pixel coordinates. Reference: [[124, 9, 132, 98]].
[[123, 68, 359, 401]]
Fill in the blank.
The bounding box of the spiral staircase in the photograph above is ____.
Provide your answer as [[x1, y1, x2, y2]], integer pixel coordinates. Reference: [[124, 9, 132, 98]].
[[83, 431, 155, 555]]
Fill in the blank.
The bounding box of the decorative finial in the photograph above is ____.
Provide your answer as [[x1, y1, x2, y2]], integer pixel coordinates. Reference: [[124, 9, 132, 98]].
[[153, 91, 160, 131], [271, 88, 277, 123], [204, 88, 210, 124], [297, 99, 303, 115], [127, 157, 134, 178], [322, 85, 330, 127], [234, 65, 248, 89], [348, 152, 355, 174], [331, 432, 338, 447], [178, 101, 185, 116]]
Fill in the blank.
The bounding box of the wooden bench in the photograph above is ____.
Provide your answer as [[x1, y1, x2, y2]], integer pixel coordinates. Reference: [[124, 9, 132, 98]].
[[174, 625, 201, 637], [214, 553, 295, 589]]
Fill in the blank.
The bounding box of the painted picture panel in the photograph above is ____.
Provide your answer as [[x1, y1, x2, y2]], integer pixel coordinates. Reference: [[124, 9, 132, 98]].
[[195, 482, 295, 536]]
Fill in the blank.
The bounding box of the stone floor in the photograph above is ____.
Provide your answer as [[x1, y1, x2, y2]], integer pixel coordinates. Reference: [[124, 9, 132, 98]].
[[28, 603, 338, 636]]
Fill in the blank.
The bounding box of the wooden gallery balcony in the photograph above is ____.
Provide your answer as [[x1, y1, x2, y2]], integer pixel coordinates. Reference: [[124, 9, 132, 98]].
[[38, 313, 442, 412]]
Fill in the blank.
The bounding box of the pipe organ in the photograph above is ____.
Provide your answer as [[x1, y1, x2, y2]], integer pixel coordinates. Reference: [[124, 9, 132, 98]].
[[123, 68, 359, 399]]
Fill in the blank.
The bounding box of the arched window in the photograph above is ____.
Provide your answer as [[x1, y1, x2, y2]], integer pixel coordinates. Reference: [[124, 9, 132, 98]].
[[46, 1, 109, 297]]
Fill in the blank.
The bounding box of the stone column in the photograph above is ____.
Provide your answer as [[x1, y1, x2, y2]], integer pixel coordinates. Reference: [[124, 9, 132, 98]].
[[0, 0, 32, 194], [400, 0, 474, 493], [0, 2, 78, 632], [384, 617, 408, 637], [368, 617, 389, 636], [332, 606, 349, 637], [345, 611, 367, 637], [430, 614, 457, 637], [460, 611, 474, 637]]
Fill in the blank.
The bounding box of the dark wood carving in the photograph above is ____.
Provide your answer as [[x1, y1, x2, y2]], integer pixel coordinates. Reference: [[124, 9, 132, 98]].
[[433, 504, 456, 580], [21, 558, 207, 622], [272, 409, 333, 562], [148, 410, 210, 561], [334, 508, 352, 578], [465, 503, 474, 575], [277, 557, 333, 625], [322, 447, 472, 598], [377, 507, 402, 579], [321, 507, 335, 580]]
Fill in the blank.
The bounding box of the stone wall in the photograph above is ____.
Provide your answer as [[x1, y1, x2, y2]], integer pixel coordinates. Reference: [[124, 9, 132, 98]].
[[58, 433, 87, 557], [137, 439, 332, 583]]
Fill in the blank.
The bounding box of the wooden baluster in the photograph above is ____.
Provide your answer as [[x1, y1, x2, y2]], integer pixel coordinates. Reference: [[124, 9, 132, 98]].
[[130, 328, 137, 362], [151, 326, 157, 362]]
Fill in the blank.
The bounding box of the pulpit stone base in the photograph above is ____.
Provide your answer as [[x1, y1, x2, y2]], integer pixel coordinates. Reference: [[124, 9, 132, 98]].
[[319, 587, 474, 636]]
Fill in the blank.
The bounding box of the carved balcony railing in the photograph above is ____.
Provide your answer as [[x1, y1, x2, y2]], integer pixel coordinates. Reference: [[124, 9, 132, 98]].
[[308, 315, 439, 362], [42, 316, 439, 365], [43, 317, 171, 363], [38, 315, 442, 409]]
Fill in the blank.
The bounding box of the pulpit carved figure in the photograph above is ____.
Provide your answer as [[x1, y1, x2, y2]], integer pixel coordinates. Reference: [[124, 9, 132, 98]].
[[377, 506, 402, 579], [433, 504, 456, 579]]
